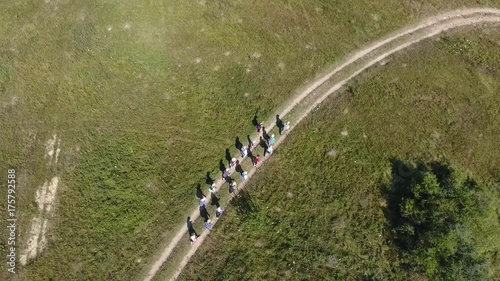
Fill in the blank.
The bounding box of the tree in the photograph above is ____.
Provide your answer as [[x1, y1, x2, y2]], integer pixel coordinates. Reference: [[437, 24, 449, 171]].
[[384, 160, 490, 280]]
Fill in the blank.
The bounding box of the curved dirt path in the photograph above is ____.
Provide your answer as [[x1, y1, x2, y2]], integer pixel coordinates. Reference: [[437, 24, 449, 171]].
[[143, 8, 500, 281]]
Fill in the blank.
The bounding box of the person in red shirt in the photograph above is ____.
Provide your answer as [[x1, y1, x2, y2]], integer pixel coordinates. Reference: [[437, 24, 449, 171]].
[[253, 155, 260, 166]]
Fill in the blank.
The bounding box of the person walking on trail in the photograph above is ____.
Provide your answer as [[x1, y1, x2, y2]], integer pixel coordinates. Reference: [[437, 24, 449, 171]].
[[240, 145, 248, 158], [252, 155, 260, 166], [241, 171, 248, 181], [204, 219, 213, 230], [265, 145, 273, 157], [216, 206, 224, 217], [256, 123, 263, 133], [229, 179, 237, 194], [283, 121, 290, 132], [187, 216, 199, 242], [190, 234, 198, 244], [230, 157, 237, 168], [269, 134, 276, 146], [200, 205, 210, 221], [222, 168, 231, 179], [208, 183, 216, 193], [199, 197, 207, 208]]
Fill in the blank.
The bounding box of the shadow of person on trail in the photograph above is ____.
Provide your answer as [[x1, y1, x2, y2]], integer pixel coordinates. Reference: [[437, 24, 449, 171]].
[[186, 217, 199, 237], [219, 159, 226, 173], [235, 160, 244, 174], [211, 193, 220, 208], [205, 172, 214, 186], [225, 148, 232, 166], [252, 114, 259, 127], [276, 114, 284, 135], [235, 137, 243, 150], [259, 136, 269, 150], [200, 206, 210, 221], [247, 148, 254, 160], [247, 134, 254, 150], [262, 126, 269, 141], [224, 172, 234, 183], [195, 184, 205, 199]]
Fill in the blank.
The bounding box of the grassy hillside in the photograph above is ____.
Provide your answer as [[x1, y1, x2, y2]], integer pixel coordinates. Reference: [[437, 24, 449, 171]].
[[1, 0, 500, 280], [178, 27, 500, 281]]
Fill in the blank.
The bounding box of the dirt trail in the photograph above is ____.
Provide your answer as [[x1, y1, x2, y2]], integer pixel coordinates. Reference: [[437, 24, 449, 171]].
[[142, 8, 500, 281]]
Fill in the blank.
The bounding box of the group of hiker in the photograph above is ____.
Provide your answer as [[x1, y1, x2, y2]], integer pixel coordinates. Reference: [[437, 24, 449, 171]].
[[188, 114, 290, 244]]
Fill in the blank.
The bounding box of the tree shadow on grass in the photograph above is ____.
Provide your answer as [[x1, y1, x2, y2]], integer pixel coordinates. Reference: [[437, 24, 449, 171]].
[[380, 158, 425, 249]]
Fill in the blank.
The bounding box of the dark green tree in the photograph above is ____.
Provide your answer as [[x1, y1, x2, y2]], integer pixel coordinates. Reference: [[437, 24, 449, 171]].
[[384, 160, 491, 281]]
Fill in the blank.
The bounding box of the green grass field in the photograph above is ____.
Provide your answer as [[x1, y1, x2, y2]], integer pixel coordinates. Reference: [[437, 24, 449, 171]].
[[177, 27, 500, 280], [1, 1, 500, 280]]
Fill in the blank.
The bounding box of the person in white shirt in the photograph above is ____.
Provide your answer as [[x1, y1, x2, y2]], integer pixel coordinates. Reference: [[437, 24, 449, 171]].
[[284, 121, 290, 132], [240, 146, 248, 158], [265, 145, 273, 157], [241, 171, 248, 181], [230, 157, 237, 168], [216, 207, 224, 217], [199, 197, 207, 207], [190, 234, 197, 244]]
